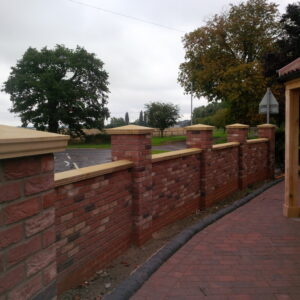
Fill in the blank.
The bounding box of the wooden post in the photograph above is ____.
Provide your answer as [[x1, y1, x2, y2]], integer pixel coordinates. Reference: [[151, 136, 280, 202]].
[[283, 88, 300, 217]]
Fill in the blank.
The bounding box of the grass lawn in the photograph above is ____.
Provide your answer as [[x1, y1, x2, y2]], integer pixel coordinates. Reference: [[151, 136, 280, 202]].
[[151, 136, 186, 146], [67, 128, 256, 149]]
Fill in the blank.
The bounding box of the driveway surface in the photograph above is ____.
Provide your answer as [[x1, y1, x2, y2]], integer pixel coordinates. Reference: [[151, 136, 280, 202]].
[[54, 142, 186, 173]]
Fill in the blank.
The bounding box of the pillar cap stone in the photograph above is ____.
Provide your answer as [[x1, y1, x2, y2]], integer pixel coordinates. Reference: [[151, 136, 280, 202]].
[[0, 124, 69, 159], [185, 124, 215, 131], [226, 123, 249, 129], [106, 125, 154, 135], [257, 124, 277, 128]]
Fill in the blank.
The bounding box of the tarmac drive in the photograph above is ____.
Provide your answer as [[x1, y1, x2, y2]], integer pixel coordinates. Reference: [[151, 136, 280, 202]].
[[54, 142, 186, 173]]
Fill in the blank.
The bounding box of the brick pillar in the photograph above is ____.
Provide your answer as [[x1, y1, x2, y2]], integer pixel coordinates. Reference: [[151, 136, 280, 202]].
[[0, 125, 68, 300], [107, 125, 154, 245], [226, 123, 249, 189], [186, 124, 214, 208], [257, 124, 276, 179]]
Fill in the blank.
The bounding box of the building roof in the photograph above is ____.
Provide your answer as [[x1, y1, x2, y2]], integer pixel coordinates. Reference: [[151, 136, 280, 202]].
[[278, 57, 300, 82]]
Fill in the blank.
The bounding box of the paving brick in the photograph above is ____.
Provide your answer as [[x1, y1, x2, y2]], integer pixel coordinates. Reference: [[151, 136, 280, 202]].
[[133, 180, 300, 299]]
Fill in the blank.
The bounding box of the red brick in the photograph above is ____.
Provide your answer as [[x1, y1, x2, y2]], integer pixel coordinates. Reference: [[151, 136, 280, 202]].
[[42, 226, 56, 248], [42, 190, 57, 208], [0, 264, 25, 294], [0, 253, 4, 272], [43, 262, 57, 285], [26, 245, 56, 276], [41, 154, 54, 172], [7, 235, 41, 267], [0, 182, 21, 203], [0, 223, 23, 249], [8, 273, 42, 300], [4, 157, 41, 179], [24, 174, 54, 196], [4, 196, 41, 224], [25, 208, 55, 237]]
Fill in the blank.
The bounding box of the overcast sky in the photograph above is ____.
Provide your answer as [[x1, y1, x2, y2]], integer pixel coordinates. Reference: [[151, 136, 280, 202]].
[[0, 0, 292, 126]]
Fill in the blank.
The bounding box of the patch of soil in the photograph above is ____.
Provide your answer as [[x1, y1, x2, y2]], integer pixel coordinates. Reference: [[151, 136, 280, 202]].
[[58, 180, 271, 300]]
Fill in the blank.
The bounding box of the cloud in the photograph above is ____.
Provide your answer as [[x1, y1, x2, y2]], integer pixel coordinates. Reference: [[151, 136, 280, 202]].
[[0, 0, 291, 126]]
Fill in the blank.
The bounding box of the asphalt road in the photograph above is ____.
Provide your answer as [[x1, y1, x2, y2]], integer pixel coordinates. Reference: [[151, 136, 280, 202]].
[[54, 142, 186, 173]]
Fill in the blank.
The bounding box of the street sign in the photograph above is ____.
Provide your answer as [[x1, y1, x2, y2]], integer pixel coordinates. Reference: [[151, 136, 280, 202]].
[[259, 88, 279, 123]]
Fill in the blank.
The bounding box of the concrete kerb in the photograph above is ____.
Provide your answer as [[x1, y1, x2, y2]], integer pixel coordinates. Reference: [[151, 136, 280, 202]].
[[104, 177, 284, 300]]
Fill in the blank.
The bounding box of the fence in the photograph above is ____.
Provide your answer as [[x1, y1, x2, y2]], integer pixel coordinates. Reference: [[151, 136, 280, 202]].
[[0, 123, 276, 298]]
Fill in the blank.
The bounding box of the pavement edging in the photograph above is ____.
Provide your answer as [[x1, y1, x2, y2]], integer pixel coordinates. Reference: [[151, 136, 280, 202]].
[[104, 178, 284, 300]]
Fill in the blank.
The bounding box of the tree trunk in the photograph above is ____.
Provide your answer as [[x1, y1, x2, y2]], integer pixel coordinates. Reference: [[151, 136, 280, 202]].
[[160, 129, 164, 137], [48, 119, 59, 133]]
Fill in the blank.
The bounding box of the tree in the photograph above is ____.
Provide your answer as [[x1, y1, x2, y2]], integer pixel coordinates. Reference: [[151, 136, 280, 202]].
[[178, 0, 279, 125], [106, 117, 126, 128], [262, 2, 300, 126], [192, 102, 225, 123], [139, 110, 144, 125], [125, 112, 129, 124], [145, 102, 180, 137], [2, 45, 110, 135]]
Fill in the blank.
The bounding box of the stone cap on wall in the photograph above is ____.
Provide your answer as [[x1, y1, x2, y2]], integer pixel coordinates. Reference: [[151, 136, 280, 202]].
[[106, 125, 154, 135], [226, 123, 249, 129], [54, 160, 133, 187], [0, 124, 69, 159], [185, 124, 215, 131], [257, 124, 277, 128]]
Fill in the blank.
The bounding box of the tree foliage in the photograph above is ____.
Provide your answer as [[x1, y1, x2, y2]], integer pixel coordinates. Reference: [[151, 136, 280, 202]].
[[192, 102, 225, 123], [125, 112, 129, 125], [3, 45, 110, 135], [145, 102, 180, 136], [179, 0, 280, 125], [263, 2, 300, 125], [106, 117, 126, 128]]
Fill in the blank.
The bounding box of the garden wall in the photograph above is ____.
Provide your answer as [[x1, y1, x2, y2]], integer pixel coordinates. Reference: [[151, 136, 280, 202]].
[[0, 123, 276, 299]]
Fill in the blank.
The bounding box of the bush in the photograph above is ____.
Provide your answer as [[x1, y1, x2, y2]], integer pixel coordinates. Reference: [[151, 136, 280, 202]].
[[84, 133, 111, 144]]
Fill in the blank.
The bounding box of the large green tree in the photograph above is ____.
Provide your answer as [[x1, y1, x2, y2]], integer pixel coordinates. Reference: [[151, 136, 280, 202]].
[[178, 0, 280, 125], [145, 102, 180, 136], [3, 45, 110, 135], [263, 2, 300, 125]]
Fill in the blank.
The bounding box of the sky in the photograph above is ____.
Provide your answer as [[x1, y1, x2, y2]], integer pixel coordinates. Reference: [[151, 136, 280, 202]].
[[0, 0, 293, 126]]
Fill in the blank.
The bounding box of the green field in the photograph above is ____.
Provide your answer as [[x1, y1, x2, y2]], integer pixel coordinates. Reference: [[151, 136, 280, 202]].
[[67, 128, 257, 149]]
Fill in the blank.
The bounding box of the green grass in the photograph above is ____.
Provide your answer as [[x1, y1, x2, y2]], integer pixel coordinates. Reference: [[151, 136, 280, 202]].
[[151, 149, 168, 154], [68, 128, 256, 149], [151, 136, 186, 146], [213, 128, 226, 138]]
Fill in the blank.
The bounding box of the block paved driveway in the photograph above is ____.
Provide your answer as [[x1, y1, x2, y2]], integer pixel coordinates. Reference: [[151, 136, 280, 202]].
[[132, 180, 300, 300]]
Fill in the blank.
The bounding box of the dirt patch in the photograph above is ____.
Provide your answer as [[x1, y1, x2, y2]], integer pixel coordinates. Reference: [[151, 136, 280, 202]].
[[58, 181, 270, 300]]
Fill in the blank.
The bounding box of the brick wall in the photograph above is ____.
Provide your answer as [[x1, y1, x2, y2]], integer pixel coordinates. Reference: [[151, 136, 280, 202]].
[[151, 154, 200, 233], [54, 169, 133, 293], [0, 154, 57, 300], [0, 123, 275, 298], [245, 142, 269, 186], [204, 147, 239, 207]]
